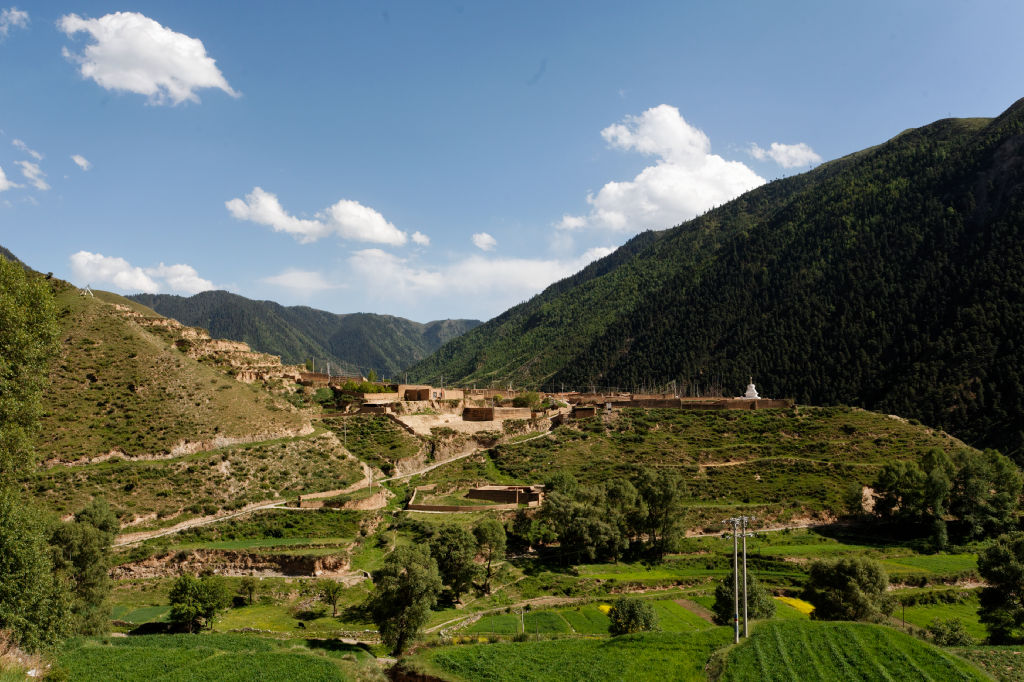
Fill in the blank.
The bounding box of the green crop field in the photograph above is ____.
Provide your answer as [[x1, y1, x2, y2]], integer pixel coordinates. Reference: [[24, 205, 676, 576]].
[[953, 646, 1024, 682], [900, 598, 985, 641], [719, 621, 988, 681], [523, 610, 571, 634], [558, 605, 610, 634], [466, 613, 521, 635], [414, 629, 734, 682], [56, 634, 377, 681], [650, 599, 713, 632]]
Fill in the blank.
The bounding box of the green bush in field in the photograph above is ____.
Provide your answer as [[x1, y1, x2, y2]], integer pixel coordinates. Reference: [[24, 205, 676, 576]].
[[928, 617, 975, 646], [712, 571, 776, 626], [608, 597, 658, 635], [803, 557, 893, 622], [978, 532, 1024, 643]]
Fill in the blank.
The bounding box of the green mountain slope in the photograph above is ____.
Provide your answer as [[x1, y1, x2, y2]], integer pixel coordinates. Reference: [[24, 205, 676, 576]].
[[37, 285, 310, 463], [410, 99, 1024, 457], [129, 290, 481, 378]]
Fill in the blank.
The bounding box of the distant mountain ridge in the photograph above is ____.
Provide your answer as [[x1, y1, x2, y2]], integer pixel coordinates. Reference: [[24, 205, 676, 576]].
[[410, 98, 1024, 457], [129, 290, 481, 378]]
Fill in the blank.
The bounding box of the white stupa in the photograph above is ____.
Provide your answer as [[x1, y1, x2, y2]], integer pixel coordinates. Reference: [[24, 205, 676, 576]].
[[742, 377, 759, 400]]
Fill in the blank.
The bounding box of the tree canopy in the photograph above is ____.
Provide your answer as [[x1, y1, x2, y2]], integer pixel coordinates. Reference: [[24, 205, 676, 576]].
[[368, 545, 442, 656], [802, 558, 892, 622]]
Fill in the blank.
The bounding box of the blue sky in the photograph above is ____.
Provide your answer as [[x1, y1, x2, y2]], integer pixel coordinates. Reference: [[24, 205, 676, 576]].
[[2, 1, 1023, 321]]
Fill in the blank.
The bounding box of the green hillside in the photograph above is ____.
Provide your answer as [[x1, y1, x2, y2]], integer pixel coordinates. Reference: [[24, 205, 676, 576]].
[[409, 98, 1024, 458], [129, 290, 481, 378], [36, 285, 309, 463]]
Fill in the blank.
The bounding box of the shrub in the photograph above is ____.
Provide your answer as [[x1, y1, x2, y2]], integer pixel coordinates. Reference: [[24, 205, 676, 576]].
[[608, 597, 658, 636], [802, 557, 893, 622], [927, 617, 974, 646]]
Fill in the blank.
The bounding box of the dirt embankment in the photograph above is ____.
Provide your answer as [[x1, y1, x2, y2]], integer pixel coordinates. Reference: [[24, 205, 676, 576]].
[[112, 549, 362, 581]]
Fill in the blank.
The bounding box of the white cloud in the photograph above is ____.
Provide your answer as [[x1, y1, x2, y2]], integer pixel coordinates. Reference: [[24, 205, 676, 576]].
[[0, 165, 20, 191], [12, 138, 41, 160], [345, 246, 614, 318], [262, 269, 340, 294], [71, 154, 92, 171], [411, 231, 430, 246], [69, 250, 215, 294], [471, 232, 497, 252], [226, 186, 408, 246], [559, 104, 764, 233], [0, 7, 28, 37], [146, 263, 214, 295], [16, 160, 48, 190], [749, 142, 822, 168], [58, 11, 239, 105]]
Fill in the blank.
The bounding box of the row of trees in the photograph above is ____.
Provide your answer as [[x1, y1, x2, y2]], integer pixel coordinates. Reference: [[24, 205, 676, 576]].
[[509, 469, 686, 565], [0, 256, 117, 652], [868, 447, 1021, 547]]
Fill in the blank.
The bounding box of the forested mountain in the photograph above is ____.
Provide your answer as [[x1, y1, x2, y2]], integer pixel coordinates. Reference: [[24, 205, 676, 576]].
[[129, 291, 481, 378], [410, 98, 1024, 458]]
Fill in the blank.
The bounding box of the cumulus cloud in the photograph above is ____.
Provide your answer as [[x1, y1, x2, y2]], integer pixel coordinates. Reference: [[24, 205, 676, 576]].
[[559, 104, 764, 233], [411, 231, 430, 246], [12, 138, 41, 160], [71, 154, 92, 171], [262, 269, 340, 294], [471, 232, 497, 252], [0, 7, 28, 38], [749, 142, 822, 168], [145, 263, 214, 295], [226, 186, 409, 246], [0, 165, 20, 191], [69, 250, 215, 294], [345, 246, 614, 318], [58, 11, 239, 105], [16, 160, 48, 190]]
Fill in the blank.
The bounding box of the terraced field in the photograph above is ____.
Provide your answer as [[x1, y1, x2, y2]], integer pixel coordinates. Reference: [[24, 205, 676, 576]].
[[719, 621, 988, 681], [413, 629, 734, 682], [56, 634, 376, 681]]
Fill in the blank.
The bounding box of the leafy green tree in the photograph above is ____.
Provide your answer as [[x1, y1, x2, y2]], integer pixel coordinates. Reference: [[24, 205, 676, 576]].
[[0, 255, 59, 479], [950, 449, 1021, 540], [50, 498, 118, 634], [239, 577, 258, 605], [168, 574, 231, 633], [711, 571, 776, 626], [473, 519, 506, 594], [607, 597, 658, 635], [927, 617, 974, 646], [368, 545, 442, 656], [0, 257, 69, 651], [429, 524, 478, 602], [0, 488, 72, 651], [977, 532, 1024, 643], [318, 579, 344, 617], [634, 468, 685, 558], [802, 558, 892, 622]]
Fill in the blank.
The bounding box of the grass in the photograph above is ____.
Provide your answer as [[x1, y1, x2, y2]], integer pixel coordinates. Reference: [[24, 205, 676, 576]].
[[488, 407, 975, 518], [321, 415, 422, 470], [718, 621, 988, 681], [414, 628, 734, 681], [650, 599, 714, 632], [900, 597, 986, 641], [35, 430, 361, 527], [36, 288, 308, 463], [56, 634, 378, 681], [952, 645, 1024, 682]]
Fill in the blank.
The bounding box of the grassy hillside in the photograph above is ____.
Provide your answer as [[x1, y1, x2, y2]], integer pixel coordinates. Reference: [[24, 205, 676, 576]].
[[36, 286, 309, 463], [719, 621, 987, 681], [485, 406, 973, 524], [56, 634, 378, 681], [409, 98, 1024, 457], [129, 290, 481, 378], [410, 629, 733, 682]]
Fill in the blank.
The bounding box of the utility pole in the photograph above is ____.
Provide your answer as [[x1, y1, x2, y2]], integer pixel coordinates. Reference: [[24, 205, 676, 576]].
[[726, 517, 739, 643], [742, 516, 750, 638]]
